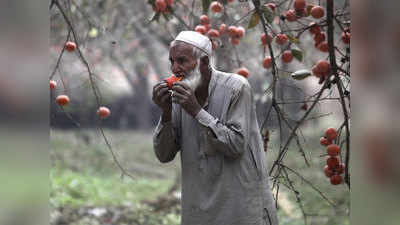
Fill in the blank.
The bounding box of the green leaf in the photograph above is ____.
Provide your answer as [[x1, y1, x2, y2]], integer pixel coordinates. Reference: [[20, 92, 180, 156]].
[[291, 49, 303, 62], [291, 69, 311, 80], [202, 0, 211, 14], [248, 12, 259, 29], [261, 6, 274, 24]]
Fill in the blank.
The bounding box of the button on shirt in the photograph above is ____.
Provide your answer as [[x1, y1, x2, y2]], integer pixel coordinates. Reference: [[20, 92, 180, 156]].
[[153, 68, 278, 225]]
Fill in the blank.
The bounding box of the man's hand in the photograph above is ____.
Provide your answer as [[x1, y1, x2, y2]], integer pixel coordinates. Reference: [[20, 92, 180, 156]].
[[172, 82, 201, 117], [152, 81, 172, 113]]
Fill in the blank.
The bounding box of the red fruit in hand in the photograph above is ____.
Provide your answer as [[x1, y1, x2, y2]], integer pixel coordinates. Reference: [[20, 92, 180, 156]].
[[210, 1, 223, 13], [65, 41, 76, 52], [330, 175, 343, 185], [327, 156, 339, 169], [327, 144, 340, 157], [325, 127, 338, 141], [262, 56, 272, 69], [56, 95, 70, 106], [97, 106, 111, 119], [236, 67, 249, 78], [320, 137, 332, 146], [164, 75, 182, 89], [324, 165, 334, 178], [50, 80, 57, 90]]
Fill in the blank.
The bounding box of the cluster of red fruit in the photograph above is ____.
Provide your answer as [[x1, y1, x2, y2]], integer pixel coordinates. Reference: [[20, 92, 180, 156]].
[[308, 22, 328, 52], [261, 32, 293, 67], [281, 0, 325, 22], [49, 41, 111, 119], [320, 128, 345, 185], [194, 15, 224, 50], [152, 0, 174, 14]]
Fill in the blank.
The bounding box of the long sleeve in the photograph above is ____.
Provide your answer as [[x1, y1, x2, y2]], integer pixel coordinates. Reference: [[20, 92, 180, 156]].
[[195, 81, 252, 159], [153, 105, 181, 163]]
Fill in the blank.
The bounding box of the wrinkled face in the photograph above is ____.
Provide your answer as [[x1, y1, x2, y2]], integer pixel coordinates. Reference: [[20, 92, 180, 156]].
[[169, 42, 197, 78], [169, 42, 202, 90]]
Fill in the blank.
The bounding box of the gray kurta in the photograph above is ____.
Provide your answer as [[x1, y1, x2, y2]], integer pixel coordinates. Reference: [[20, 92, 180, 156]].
[[153, 69, 278, 225]]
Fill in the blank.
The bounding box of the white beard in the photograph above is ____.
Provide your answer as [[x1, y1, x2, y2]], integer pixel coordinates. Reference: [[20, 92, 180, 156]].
[[180, 59, 202, 91]]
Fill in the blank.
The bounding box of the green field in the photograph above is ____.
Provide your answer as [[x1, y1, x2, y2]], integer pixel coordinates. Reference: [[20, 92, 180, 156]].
[[50, 128, 349, 225]]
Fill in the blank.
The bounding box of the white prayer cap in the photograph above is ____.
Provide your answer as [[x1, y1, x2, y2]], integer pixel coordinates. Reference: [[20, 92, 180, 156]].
[[174, 31, 212, 56]]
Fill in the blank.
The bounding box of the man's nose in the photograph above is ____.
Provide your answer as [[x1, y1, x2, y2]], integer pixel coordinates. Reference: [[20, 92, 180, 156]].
[[171, 62, 180, 74]]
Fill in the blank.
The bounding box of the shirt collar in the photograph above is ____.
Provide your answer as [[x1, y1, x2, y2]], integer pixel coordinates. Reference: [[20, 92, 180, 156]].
[[202, 67, 218, 108]]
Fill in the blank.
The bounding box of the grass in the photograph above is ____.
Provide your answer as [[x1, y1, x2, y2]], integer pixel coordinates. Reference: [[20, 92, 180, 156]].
[[50, 126, 349, 225], [50, 167, 173, 208]]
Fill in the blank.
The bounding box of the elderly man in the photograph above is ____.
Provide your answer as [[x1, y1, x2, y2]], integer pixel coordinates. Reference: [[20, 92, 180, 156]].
[[152, 31, 278, 225]]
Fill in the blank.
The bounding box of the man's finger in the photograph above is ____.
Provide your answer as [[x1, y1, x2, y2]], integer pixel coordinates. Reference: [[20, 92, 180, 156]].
[[174, 82, 191, 91], [172, 91, 186, 101], [172, 84, 190, 96], [157, 86, 170, 98], [153, 82, 168, 93], [160, 93, 171, 103]]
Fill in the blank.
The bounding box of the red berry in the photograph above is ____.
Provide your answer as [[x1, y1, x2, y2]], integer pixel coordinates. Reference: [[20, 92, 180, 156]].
[[276, 34, 289, 45], [200, 15, 210, 25], [327, 156, 339, 169], [50, 80, 57, 90], [210, 1, 223, 13], [261, 33, 273, 45], [281, 50, 293, 63], [330, 175, 343, 185], [327, 144, 340, 157], [324, 165, 334, 178], [65, 41, 76, 52], [325, 127, 338, 141], [320, 137, 331, 146], [56, 95, 70, 106], [262, 56, 272, 68]]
